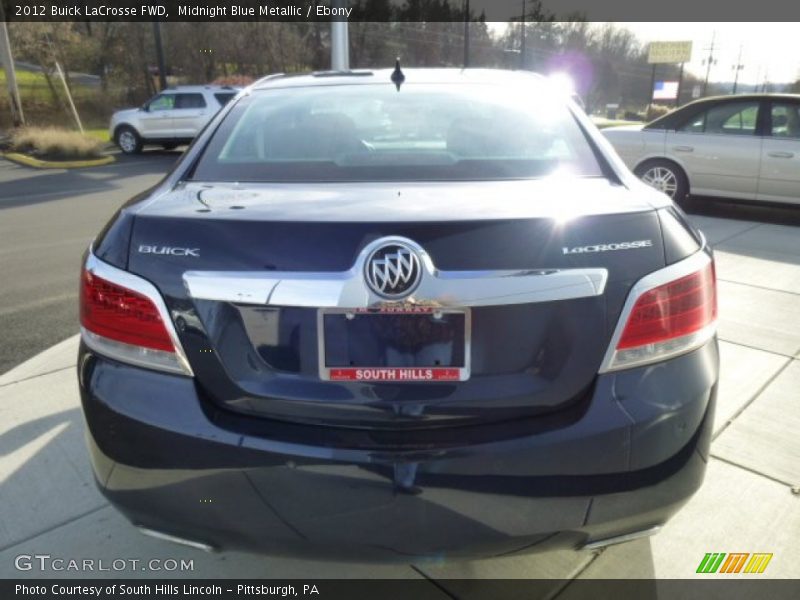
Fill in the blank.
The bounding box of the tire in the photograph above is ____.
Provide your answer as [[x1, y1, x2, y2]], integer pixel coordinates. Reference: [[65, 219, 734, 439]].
[[634, 159, 689, 204], [115, 126, 142, 155], [161, 143, 179, 151]]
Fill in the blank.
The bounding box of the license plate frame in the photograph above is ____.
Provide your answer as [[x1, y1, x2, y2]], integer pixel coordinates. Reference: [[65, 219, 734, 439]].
[[317, 307, 471, 383]]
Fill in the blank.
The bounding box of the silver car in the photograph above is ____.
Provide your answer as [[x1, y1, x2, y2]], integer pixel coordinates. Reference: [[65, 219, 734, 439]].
[[603, 94, 800, 205], [110, 85, 241, 154]]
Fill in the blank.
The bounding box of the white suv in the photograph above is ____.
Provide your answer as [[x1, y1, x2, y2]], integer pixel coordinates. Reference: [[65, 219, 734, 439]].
[[109, 85, 240, 154]]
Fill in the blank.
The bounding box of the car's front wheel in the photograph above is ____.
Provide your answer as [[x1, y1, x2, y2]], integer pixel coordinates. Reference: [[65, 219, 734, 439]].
[[115, 126, 142, 155], [635, 159, 688, 203]]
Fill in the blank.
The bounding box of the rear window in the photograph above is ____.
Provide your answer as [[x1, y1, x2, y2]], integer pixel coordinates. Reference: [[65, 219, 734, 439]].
[[191, 82, 603, 182]]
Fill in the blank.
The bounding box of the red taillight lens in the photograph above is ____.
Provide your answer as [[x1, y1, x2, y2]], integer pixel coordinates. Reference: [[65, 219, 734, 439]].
[[80, 268, 175, 353], [617, 262, 717, 350]]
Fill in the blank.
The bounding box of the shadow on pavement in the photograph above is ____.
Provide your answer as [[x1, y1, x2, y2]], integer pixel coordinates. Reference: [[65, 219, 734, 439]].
[[0, 407, 79, 459], [0, 151, 182, 210], [685, 196, 800, 269], [685, 195, 800, 227]]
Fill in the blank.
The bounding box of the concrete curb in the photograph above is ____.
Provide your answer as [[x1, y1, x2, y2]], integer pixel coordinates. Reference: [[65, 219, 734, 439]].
[[0, 334, 80, 387], [2, 152, 115, 169]]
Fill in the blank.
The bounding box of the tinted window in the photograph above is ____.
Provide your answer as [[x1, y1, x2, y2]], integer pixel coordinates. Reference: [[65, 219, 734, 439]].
[[679, 101, 759, 135], [191, 83, 603, 182], [214, 92, 237, 106], [175, 93, 207, 109], [147, 93, 175, 111], [770, 103, 800, 139]]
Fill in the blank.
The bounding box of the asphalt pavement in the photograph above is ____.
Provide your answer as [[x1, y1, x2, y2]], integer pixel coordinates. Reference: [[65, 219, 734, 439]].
[[0, 151, 181, 375]]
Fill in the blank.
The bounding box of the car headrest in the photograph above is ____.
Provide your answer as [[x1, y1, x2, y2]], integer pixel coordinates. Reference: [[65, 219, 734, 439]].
[[266, 112, 362, 160]]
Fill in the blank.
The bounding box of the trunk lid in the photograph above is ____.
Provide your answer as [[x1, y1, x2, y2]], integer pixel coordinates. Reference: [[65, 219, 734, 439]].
[[125, 178, 666, 429]]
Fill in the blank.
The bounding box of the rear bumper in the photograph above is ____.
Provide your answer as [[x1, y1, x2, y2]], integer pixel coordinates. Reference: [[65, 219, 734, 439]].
[[79, 339, 718, 560]]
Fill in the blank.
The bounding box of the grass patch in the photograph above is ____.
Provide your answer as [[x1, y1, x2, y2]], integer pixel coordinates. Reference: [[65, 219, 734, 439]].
[[84, 127, 110, 143], [10, 126, 105, 160], [0, 68, 50, 86]]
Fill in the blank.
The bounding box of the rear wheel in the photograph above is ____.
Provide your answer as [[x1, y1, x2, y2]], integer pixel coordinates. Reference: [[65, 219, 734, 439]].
[[635, 160, 689, 204], [115, 126, 142, 155]]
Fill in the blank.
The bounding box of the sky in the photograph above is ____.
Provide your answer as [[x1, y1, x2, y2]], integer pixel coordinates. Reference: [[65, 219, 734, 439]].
[[488, 22, 800, 85], [616, 23, 800, 85]]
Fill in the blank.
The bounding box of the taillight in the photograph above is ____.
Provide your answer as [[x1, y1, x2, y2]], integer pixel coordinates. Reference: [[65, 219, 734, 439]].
[[81, 269, 174, 352], [603, 258, 717, 372], [80, 254, 192, 376]]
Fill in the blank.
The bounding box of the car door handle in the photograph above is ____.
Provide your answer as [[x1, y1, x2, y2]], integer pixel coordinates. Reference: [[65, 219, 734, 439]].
[[672, 146, 694, 152], [767, 151, 794, 158]]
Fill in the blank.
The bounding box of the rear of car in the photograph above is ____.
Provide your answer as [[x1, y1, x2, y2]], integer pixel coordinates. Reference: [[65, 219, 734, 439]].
[[80, 69, 718, 559]]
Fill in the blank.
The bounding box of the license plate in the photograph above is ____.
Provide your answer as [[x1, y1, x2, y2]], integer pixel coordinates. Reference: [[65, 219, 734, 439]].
[[318, 307, 471, 382]]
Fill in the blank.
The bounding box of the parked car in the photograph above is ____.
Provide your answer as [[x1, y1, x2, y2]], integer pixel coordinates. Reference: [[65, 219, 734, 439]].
[[603, 94, 800, 205], [79, 69, 719, 559], [109, 85, 241, 154]]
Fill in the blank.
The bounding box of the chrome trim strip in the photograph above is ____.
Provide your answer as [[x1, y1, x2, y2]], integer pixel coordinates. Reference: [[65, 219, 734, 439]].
[[81, 328, 189, 376], [604, 324, 717, 373], [598, 248, 715, 374], [83, 251, 194, 377], [183, 237, 608, 309], [583, 526, 662, 551]]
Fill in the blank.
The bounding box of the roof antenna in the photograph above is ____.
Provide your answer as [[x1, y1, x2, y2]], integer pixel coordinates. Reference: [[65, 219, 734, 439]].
[[391, 58, 405, 91]]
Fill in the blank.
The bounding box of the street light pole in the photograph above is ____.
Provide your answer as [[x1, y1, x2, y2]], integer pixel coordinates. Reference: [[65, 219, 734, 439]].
[[331, 0, 349, 70], [463, 0, 470, 68], [519, 0, 526, 69]]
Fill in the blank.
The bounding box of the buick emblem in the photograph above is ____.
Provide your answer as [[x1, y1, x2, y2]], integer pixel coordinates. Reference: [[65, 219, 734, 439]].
[[364, 242, 422, 298]]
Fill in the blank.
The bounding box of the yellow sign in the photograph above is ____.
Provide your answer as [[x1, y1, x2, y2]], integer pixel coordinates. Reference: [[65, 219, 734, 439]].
[[648, 41, 693, 64]]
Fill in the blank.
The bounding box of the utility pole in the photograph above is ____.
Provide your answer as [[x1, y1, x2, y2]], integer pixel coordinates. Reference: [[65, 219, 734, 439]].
[[731, 45, 744, 94], [0, 3, 24, 126], [519, 0, 526, 69], [152, 22, 167, 91], [330, 0, 349, 70], [702, 31, 717, 97], [462, 0, 470, 68], [55, 61, 83, 132]]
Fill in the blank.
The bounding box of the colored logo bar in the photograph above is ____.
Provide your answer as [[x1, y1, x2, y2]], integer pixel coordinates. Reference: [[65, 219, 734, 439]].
[[696, 553, 773, 574]]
